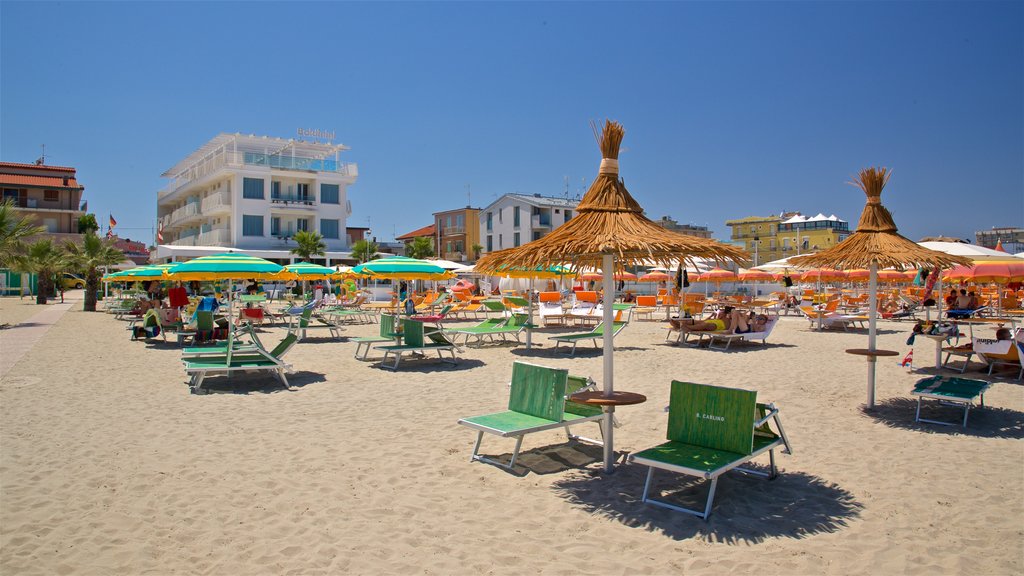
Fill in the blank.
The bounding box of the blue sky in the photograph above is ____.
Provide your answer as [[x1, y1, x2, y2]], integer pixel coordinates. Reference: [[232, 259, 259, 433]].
[[2, 1, 1021, 246]]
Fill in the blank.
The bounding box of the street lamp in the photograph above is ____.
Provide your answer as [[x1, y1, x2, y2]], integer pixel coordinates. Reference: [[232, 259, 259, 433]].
[[753, 236, 759, 267]]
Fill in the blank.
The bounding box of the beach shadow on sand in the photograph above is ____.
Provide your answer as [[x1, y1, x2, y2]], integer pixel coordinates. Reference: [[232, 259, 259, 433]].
[[551, 463, 863, 543], [862, 397, 1024, 439], [190, 370, 328, 395], [509, 345, 648, 359], [372, 358, 487, 373], [473, 441, 608, 477]]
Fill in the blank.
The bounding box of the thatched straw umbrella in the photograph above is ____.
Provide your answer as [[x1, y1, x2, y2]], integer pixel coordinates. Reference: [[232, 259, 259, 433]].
[[476, 120, 749, 471], [790, 167, 970, 408]]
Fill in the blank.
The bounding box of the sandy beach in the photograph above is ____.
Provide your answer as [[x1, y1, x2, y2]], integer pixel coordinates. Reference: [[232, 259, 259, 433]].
[[1, 295, 1022, 575]]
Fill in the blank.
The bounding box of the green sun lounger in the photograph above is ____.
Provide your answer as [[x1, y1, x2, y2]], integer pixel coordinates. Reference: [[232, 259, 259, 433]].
[[352, 314, 399, 360], [447, 313, 530, 346], [629, 381, 792, 520], [374, 318, 461, 370], [911, 375, 991, 427], [183, 330, 299, 394], [457, 361, 606, 472], [182, 308, 311, 358], [550, 321, 628, 355]]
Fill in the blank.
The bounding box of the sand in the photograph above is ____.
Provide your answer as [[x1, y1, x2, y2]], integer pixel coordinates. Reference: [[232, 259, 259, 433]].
[[1, 298, 1022, 575]]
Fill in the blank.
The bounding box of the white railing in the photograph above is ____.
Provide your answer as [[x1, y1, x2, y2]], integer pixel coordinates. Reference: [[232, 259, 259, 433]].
[[442, 226, 465, 235], [201, 192, 231, 213], [171, 234, 197, 247], [170, 203, 200, 225], [159, 149, 357, 199], [196, 228, 230, 246]]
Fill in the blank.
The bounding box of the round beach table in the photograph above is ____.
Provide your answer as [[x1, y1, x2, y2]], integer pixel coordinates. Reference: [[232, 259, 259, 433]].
[[920, 333, 953, 369], [568, 390, 647, 472]]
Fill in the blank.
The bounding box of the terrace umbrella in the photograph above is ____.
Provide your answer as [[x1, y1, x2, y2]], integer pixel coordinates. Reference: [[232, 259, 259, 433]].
[[475, 120, 748, 472], [790, 167, 969, 408]]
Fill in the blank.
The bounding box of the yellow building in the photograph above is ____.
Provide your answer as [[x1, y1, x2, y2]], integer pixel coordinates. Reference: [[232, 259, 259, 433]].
[[726, 212, 850, 266], [433, 206, 481, 262]]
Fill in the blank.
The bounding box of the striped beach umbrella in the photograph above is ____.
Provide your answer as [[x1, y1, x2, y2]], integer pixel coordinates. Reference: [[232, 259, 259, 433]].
[[166, 252, 283, 281], [104, 264, 174, 281], [943, 260, 1024, 284], [278, 261, 336, 280], [351, 256, 455, 280]]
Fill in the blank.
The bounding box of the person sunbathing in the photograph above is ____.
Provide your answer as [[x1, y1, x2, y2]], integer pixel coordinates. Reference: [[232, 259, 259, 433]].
[[674, 308, 759, 334]]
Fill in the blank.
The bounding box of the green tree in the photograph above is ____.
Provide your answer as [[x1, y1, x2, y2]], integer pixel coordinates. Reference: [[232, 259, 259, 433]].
[[0, 199, 46, 266], [471, 243, 483, 261], [289, 230, 327, 261], [351, 239, 378, 263], [406, 236, 435, 260], [11, 239, 66, 304], [77, 213, 100, 235], [64, 232, 125, 311]]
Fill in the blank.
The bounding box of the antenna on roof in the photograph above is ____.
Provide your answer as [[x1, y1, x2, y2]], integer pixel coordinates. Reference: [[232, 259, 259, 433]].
[[564, 176, 569, 199], [466, 183, 471, 207], [35, 144, 45, 165]]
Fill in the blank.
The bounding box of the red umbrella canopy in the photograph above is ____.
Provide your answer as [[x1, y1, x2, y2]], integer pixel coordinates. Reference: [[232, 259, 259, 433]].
[[698, 268, 738, 283], [846, 268, 906, 283], [737, 269, 775, 282], [615, 271, 638, 281], [801, 268, 846, 282], [943, 260, 1024, 284], [578, 272, 604, 282], [639, 271, 672, 282]]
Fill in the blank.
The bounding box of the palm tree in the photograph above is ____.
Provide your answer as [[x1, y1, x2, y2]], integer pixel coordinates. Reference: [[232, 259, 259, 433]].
[[406, 236, 435, 260], [351, 239, 378, 263], [11, 239, 66, 304], [0, 199, 46, 266], [289, 230, 327, 261], [471, 243, 483, 262], [65, 232, 125, 311]]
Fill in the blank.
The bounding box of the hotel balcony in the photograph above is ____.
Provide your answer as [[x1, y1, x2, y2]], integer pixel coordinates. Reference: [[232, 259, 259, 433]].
[[531, 214, 552, 229], [270, 193, 317, 210], [171, 227, 230, 247], [168, 203, 199, 226], [442, 225, 465, 236], [200, 192, 231, 214], [159, 150, 356, 199]]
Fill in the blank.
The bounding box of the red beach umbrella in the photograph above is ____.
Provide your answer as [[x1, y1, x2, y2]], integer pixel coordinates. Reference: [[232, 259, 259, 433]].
[[737, 269, 775, 282], [697, 268, 738, 283], [639, 271, 672, 282]]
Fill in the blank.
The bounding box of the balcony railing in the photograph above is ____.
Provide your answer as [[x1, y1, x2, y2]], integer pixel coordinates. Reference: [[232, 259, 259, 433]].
[[196, 228, 230, 246], [531, 214, 551, 228], [169, 203, 199, 225], [160, 149, 355, 198], [442, 226, 465, 235], [200, 192, 231, 213], [270, 193, 316, 207]]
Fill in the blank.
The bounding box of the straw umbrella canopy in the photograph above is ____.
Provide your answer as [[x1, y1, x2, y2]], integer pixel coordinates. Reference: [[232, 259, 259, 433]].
[[475, 120, 749, 472], [790, 167, 970, 407]]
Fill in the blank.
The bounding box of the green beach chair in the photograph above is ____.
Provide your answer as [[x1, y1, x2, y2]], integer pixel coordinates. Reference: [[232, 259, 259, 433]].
[[373, 318, 461, 370], [183, 329, 300, 394], [911, 375, 992, 427], [182, 307, 312, 360], [629, 381, 792, 520], [352, 314, 399, 360], [447, 313, 530, 346], [550, 321, 628, 355], [457, 361, 606, 472]]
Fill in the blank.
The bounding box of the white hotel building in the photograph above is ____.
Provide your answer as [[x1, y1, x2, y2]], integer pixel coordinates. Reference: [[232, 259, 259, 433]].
[[155, 133, 358, 265], [478, 193, 579, 255]]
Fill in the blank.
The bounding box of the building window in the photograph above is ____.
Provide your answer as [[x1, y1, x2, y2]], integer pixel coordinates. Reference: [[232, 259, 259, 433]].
[[296, 183, 310, 201], [243, 178, 265, 199], [486, 212, 492, 232], [447, 215, 452, 227], [447, 241, 452, 253], [271, 217, 281, 236], [513, 232, 520, 247], [456, 214, 463, 227], [44, 190, 59, 202], [320, 184, 339, 204], [242, 214, 264, 236], [513, 206, 520, 228], [498, 209, 502, 223], [271, 181, 282, 199], [486, 235, 493, 252], [321, 219, 339, 239], [296, 218, 309, 232], [455, 240, 463, 252], [565, 210, 572, 221], [499, 234, 503, 249], [532, 231, 543, 241]]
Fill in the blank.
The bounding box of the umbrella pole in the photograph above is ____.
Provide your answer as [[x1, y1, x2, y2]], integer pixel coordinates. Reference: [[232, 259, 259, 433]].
[[867, 261, 878, 408], [526, 277, 534, 349], [602, 253, 615, 473]]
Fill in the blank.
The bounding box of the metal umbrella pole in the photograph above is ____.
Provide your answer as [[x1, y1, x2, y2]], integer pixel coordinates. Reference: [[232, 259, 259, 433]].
[[601, 252, 615, 472], [867, 261, 878, 408]]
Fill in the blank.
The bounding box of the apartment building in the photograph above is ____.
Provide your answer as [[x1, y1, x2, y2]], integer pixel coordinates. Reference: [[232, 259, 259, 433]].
[[433, 206, 480, 262], [653, 215, 712, 238], [726, 212, 850, 266], [0, 161, 86, 244], [976, 227, 1023, 254], [155, 133, 358, 265], [478, 193, 578, 255]]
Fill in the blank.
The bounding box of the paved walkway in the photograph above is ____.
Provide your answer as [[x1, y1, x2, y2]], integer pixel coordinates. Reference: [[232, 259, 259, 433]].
[[0, 300, 77, 379]]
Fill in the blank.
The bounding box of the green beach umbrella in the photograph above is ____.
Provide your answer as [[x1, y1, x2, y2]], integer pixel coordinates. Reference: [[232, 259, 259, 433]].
[[278, 261, 337, 280], [166, 252, 284, 281], [352, 256, 455, 280]]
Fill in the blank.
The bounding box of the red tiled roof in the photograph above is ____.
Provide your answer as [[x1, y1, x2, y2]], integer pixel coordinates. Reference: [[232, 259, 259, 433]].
[[0, 162, 77, 172], [0, 173, 82, 188], [396, 224, 436, 240]]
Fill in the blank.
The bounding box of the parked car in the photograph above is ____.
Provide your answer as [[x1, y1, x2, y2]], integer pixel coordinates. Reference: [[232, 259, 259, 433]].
[[61, 273, 86, 290]]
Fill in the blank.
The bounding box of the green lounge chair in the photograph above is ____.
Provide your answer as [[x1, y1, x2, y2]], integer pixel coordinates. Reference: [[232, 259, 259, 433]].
[[352, 314, 399, 360], [183, 330, 300, 394], [373, 318, 461, 370], [447, 313, 530, 347], [911, 375, 992, 427], [550, 321, 628, 355], [629, 381, 792, 519], [457, 361, 606, 471], [182, 308, 312, 359]]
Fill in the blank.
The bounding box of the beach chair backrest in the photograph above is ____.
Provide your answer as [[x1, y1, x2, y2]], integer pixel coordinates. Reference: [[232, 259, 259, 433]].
[[195, 310, 214, 331], [564, 375, 602, 418], [298, 306, 313, 329], [379, 314, 396, 337], [505, 313, 528, 328], [539, 292, 561, 303], [576, 291, 599, 304], [667, 381, 756, 456], [270, 333, 299, 358], [402, 318, 424, 347], [482, 300, 507, 313], [508, 362, 568, 421], [636, 295, 657, 307], [143, 309, 160, 328]]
